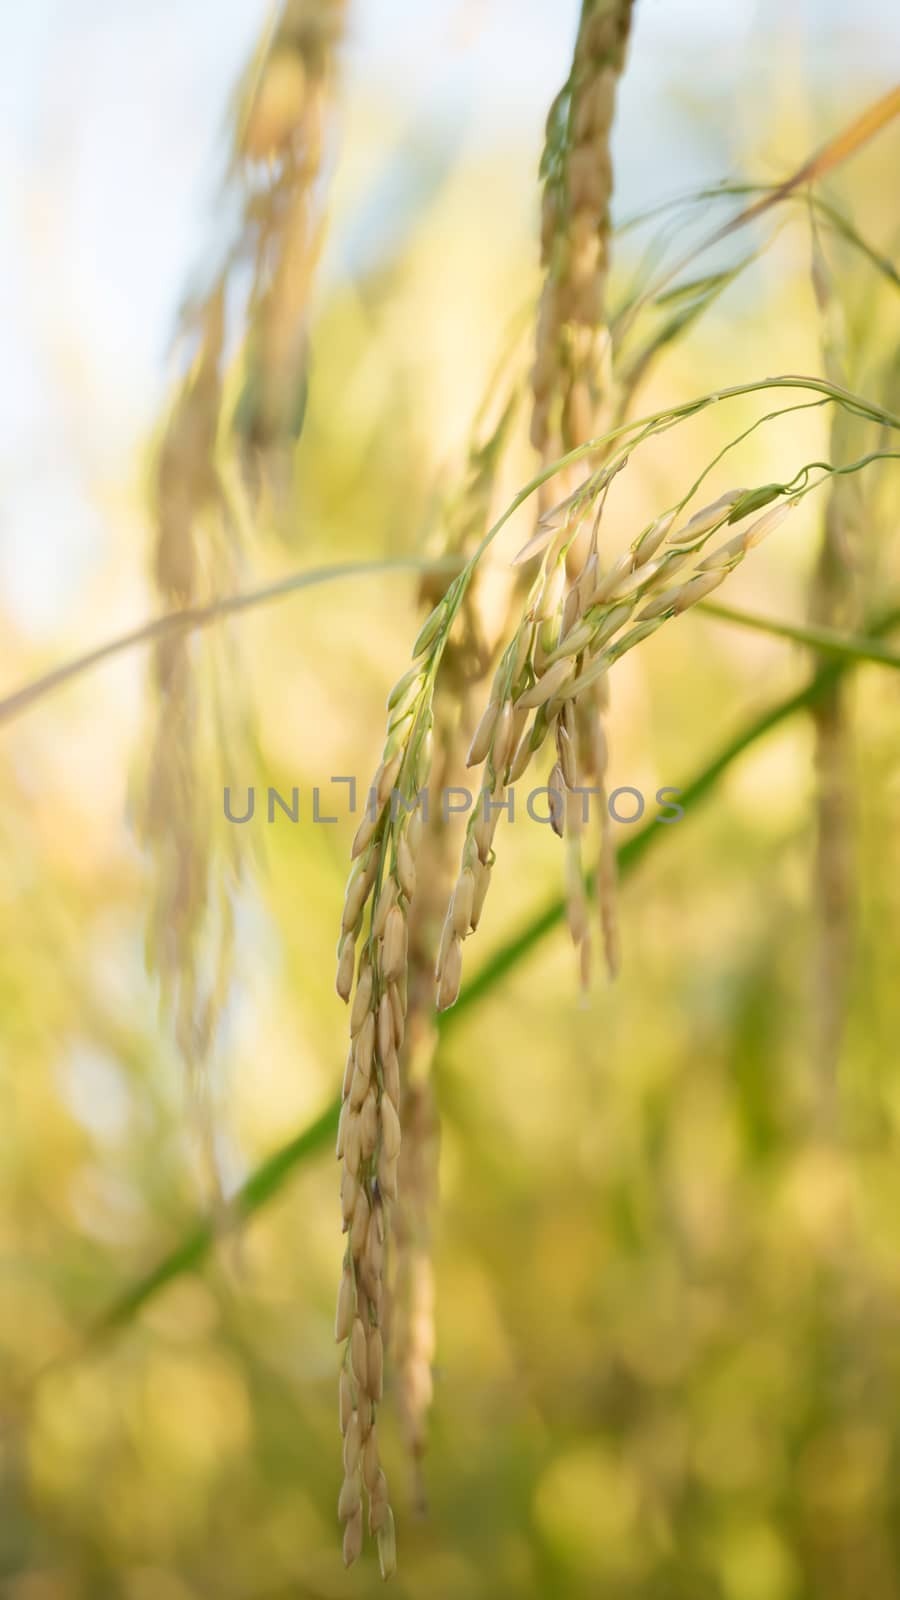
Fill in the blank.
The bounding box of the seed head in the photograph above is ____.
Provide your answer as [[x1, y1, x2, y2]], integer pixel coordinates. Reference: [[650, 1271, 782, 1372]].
[[376, 752, 403, 807], [367, 1326, 384, 1401], [359, 1089, 378, 1158], [492, 702, 514, 774], [396, 834, 416, 899], [381, 1094, 402, 1162], [344, 1111, 362, 1178], [382, 1046, 400, 1110], [451, 869, 475, 937], [389, 981, 405, 1047], [377, 1148, 399, 1201], [342, 857, 374, 930], [516, 658, 574, 709], [376, 993, 393, 1067], [436, 934, 463, 1012], [350, 1187, 370, 1256], [368, 1469, 389, 1530], [352, 1017, 373, 1086], [336, 937, 355, 1002], [381, 905, 407, 982], [743, 499, 794, 548], [466, 699, 500, 767], [588, 552, 634, 605], [343, 1413, 362, 1475], [549, 763, 566, 838], [335, 1265, 355, 1342], [470, 861, 491, 931], [341, 1167, 360, 1226], [351, 807, 381, 860], [372, 877, 396, 938], [342, 1504, 363, 1567], [668, 489, 746, 544], [350, 1317, 368, 1389], [350, 964, 374, 1036], [363, 1427, 382, 1493], [632, 510, 675, 565], [338, 1473, 361, 1521], [377, 1506, 398, 1580], [339, 1368, 353, 1435], [673, 568, 728, 613]]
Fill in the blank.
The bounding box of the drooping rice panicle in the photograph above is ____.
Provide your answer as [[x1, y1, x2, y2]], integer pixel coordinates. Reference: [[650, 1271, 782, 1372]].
[[392, 1077, 439, 1508], [531, 0, 635, 505], [335, 655, 440, 1574], [335, 372, 900, 1576], [439, 463, 877, 1002], [141, 0, 348, 1134], [392, 398, 516, 1500], [231, 0, 348, 505], [141, 284, 242, 1142], [527, 0, 634, 985], [336, 392, 517, 1543]]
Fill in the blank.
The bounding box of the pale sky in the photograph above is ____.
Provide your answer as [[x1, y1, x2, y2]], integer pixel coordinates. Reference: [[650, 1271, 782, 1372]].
[[1, 0, 898, 635]]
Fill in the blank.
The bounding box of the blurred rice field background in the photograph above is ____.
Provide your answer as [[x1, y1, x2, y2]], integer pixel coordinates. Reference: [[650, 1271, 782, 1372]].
[[2, 2, 900, 1596]]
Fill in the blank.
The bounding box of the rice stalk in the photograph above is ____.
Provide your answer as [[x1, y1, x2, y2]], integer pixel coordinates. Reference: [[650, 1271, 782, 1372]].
[[140, 283, 242, 1156], [333, 722, 433, 1573], [334, 391, 517, 1552], [531, 0, 634, 495], [230, 0, 348, 506], [388, 374, 900, 1029], [334, 371, 899, 1570], [437, 432, 900, 1006], [139, 0, 347, 1172], [807, 216, 863, 1106], [528, 0, 634, 986], [394, 394, 517, 1499]]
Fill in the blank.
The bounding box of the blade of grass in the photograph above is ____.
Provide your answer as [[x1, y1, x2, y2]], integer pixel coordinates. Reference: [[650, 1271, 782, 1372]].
[[66, 608, 900, 1349]]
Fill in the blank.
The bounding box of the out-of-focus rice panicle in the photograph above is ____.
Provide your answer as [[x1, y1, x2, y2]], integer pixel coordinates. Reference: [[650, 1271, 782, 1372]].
[[141, 284, 241, 1121], [807, 222, 862, 1098], [232, 0, 348, 503]]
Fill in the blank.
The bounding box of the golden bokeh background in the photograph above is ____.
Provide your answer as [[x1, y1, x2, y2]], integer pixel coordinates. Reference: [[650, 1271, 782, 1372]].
[[2, 3, 900, 1596]]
